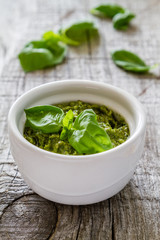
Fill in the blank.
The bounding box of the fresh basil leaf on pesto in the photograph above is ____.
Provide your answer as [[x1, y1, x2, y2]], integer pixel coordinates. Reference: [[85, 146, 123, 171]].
[[18, 38, 67, 72], [111, 50, 153, 73], [90, 4, 124, 18], [113, 10, 135, 30], [69, 109, 113, 154], [24, 106, 64, 133], [58, 21, 99, 46], [60, 110, 74, 140], [24, 101, 130, 155]]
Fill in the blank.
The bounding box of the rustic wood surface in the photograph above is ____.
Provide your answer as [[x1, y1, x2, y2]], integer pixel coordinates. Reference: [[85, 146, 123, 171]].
[[0, 0, 160, 239]]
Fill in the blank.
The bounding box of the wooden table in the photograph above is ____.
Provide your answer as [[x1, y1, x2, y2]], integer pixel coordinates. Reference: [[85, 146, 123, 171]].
[[0, 0, 160, 239]]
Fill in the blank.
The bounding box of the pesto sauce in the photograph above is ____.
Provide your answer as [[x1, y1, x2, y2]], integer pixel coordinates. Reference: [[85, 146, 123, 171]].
[[23, 100, 130, 155]]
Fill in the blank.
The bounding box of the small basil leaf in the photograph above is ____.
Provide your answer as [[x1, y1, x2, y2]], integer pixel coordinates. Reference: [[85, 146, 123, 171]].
[[58, 29, 80, 46], [60, 110, 74, 140], [90, 4, 124, 18], [73, 109, 97, 129], [111, 50, 151, 73], [43, 30, 79, 47], [59, 21, 99, 46], [113, 10, 135, 30], [43, 31, 61, 42], [18, 39, 67, 72], [19, 40, 55, 72], [25, 106, 64, 133], [44, 38, 67, 65], [69, 109, 113, 154]]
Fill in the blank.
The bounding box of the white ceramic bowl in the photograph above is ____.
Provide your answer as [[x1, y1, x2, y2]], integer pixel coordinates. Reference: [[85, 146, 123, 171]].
[[8, 80, 146, 205]]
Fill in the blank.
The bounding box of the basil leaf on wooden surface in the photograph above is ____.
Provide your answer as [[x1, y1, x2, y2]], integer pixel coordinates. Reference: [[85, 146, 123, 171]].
[[58, 29, 80, 46], [43, 31, 61, 42], [111, 50, 152, 73], [25, 106, 64, 133], [59, 21, 99, 46], [60, 110, 74, 140], [90, 4, 124, 18], [69, 109, 113, 154], [43, 30, 79, 46], [113, 10, 135, 30], [18, 38, 67, 72], [44, 38, 67, 65]]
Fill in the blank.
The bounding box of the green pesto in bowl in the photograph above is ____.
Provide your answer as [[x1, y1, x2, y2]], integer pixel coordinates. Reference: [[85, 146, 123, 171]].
[[23, 100, 130, 155]]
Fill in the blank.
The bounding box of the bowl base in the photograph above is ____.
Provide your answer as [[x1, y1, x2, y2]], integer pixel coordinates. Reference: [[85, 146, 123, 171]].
[[22, 169, 135, 205]]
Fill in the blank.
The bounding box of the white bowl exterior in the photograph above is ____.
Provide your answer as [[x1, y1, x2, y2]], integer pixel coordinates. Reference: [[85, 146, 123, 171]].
[[8, 80, 146, 204]]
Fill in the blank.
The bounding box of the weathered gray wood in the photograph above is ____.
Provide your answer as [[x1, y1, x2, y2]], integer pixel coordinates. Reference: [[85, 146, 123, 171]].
[[0, 194, 57, 240], [0, 0, 160, 239]]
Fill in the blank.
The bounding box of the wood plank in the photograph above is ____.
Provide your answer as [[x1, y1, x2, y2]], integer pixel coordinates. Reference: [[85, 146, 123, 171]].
[[0, 0, 160, 239]]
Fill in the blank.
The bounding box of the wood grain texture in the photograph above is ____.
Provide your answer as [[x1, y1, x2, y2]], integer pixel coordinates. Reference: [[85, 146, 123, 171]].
[[0, 0, 160, 239]]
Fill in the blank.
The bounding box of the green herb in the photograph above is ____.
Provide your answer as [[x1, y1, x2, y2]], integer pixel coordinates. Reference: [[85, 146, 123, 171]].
[[24, 101, 129, 155], [43, 30, 78, 46], [90, 4, 124, 18], [24, 106, 64, 133], [43, 31, 61, 42], [111, 50, 156, 73], [90, 4, 135, 30], [18, 38, 67, 72], [113, 10, 135, 30], [58, 21, 99, 46], [68, 109, 113, 154], [60, 110, 74, 140], [24, 106, 113, 154]]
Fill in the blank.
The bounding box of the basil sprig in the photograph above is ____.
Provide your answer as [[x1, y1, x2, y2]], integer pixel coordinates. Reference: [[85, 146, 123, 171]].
[[24, 106, 113, 154], [43, 30, 79, 46], [90, 4, 124, 18], [58, 21, 99, 46], [113, 10, 135, 30], [24, 106, 64, 133], [43, 21, 99, 47], [18, 37, 67, 72], [111, 50, 157, 73], [90, 4, 135, 30], [19, 21, 98, 72]]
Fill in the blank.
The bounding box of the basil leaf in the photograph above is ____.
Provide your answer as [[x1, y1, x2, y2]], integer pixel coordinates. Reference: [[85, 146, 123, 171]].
[[90, 4, 124, 18], [60, 110, 74, 140], [43, 35, 67, 65], [111, 50, 152, 73], [59, 21, 99, 46], [113, 10, 135, 30], [43, 30, 79, 47], [25, 106, 64, 133], [43, 31, 61, 42], [69, 109, 113, 154], [18, 39, 67, 72], [58, 29, 80, 46]]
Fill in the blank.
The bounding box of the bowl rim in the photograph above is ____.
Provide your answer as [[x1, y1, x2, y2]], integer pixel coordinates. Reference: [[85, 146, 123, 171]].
[[8, 79, 146, 161]]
